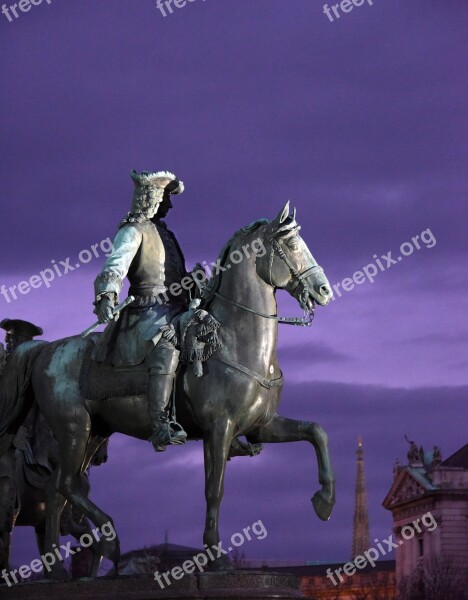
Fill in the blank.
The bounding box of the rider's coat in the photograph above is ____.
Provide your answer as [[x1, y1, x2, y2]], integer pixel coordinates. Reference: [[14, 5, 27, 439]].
[[92, 218, 189, 367]]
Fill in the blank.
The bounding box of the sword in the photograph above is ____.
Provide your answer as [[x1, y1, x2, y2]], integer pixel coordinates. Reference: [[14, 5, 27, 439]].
[[81, 295, 135, 338]]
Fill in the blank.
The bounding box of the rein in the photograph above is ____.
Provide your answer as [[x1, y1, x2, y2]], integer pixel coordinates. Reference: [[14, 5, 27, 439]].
[[269, 238, 323, 327], [203, 219, 324, 327], [214, 291, 314, 327], [212, 234, 322, 327]]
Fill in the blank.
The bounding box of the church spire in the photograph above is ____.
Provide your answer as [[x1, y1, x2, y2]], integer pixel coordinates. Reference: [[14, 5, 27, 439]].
[[352, 436, 371, 558]]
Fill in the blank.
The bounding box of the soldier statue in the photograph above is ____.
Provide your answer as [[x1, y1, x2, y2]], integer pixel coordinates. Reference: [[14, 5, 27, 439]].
[[93, 170, 194, 452], [0, 319, 43, 358], [0, 319, 43, 569], [432, 445, 442, 465]]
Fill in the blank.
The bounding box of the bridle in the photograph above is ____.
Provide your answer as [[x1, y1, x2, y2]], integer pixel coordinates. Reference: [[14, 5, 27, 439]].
[[215, 233, 324, 327], [270, 237, 324, 310]]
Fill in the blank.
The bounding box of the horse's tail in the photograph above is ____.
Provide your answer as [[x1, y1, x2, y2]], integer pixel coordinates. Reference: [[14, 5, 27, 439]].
[[0, 340, 48, 459]]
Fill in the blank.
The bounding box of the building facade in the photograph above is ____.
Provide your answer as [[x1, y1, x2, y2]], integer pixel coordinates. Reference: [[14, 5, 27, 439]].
[[383, 441, 468, 597]]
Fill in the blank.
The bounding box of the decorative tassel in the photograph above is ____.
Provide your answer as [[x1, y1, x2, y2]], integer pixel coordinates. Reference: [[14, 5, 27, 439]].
[[176, 303, 223, 377]]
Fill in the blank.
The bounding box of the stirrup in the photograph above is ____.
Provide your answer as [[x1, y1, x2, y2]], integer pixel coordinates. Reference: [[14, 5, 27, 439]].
[[149, 420, 172, 452], [169, 421, 187, 445]]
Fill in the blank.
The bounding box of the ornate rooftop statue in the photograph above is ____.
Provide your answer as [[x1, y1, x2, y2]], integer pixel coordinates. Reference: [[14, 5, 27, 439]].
[[405, 435, 423, 465]]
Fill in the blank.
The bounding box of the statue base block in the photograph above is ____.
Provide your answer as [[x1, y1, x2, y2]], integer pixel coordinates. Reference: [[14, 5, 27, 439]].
[[1, 571, 305, 599]]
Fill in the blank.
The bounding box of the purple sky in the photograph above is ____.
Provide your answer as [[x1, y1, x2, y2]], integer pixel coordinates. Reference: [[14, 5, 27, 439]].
[[2, 0, 467, 569]]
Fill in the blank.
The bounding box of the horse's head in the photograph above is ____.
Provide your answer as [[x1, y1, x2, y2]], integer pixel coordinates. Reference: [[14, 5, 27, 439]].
[[256, 202, 333, 311]]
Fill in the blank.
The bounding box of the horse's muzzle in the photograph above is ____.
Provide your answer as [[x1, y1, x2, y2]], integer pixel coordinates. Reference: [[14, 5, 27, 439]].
[[313, 283, 333, 306]]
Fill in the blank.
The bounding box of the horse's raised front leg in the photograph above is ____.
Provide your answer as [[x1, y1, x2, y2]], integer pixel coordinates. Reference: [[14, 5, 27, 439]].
[[249, 414, 335, 521], [203, 421, 234, 571]]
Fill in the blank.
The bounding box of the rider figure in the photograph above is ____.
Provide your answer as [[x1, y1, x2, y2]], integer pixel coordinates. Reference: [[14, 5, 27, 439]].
[[93, 171, 191, 452]]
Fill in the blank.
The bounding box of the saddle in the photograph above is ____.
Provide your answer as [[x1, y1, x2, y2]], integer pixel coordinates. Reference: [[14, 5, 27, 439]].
[[79, 340, 149, 402], [79, 304, 222, 401]]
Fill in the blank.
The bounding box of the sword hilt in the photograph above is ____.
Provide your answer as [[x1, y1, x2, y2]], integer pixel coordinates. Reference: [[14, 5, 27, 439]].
[[81, 295, 135, 338]]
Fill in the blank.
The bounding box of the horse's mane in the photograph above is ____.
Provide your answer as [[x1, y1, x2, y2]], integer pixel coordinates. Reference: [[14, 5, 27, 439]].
[[202, 219, 268, 304]]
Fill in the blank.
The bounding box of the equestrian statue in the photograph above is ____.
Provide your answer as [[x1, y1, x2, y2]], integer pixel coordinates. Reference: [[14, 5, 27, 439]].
[[0, 170, 335, 579]]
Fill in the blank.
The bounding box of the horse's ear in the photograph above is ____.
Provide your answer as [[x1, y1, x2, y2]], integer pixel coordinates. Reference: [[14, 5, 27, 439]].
[[272, 201, 290, 228]]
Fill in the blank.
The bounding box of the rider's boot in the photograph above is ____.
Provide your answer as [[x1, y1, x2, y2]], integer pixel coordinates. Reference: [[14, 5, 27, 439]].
[[147, 343, 187, 452]]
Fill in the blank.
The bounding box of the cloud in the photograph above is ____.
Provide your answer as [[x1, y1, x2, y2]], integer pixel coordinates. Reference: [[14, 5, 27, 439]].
[[403, 331, 468, 346], [278, 342, 351, 366]]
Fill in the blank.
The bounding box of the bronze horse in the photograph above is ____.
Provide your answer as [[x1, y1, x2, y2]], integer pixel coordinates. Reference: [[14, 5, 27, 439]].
[[0, 203, 335, 578], [0, 407, 108, 575]]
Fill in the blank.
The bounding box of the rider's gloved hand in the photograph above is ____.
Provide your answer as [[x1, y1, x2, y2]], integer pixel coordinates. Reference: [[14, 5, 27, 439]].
[[96, 296, 115, 324], [190, 263, 207, 299]]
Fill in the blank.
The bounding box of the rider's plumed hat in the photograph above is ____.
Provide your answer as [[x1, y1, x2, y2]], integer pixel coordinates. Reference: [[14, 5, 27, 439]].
[[130, 170, 184, 195], [0, 319, 43, 337]]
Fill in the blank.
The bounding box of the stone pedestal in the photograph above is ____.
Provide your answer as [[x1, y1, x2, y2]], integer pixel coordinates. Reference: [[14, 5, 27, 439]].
[[0, 571, 305, 599]]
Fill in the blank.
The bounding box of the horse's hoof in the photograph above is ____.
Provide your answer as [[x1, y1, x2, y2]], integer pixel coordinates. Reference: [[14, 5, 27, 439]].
[[249, 443, 263, 457], [228, 438, 263, 460], [207, 555, 233, 572], [102, 562, 119, 578], [312, 490, 335, 521], [97, 537, 121, 565], [45, 563, 71, 581]]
